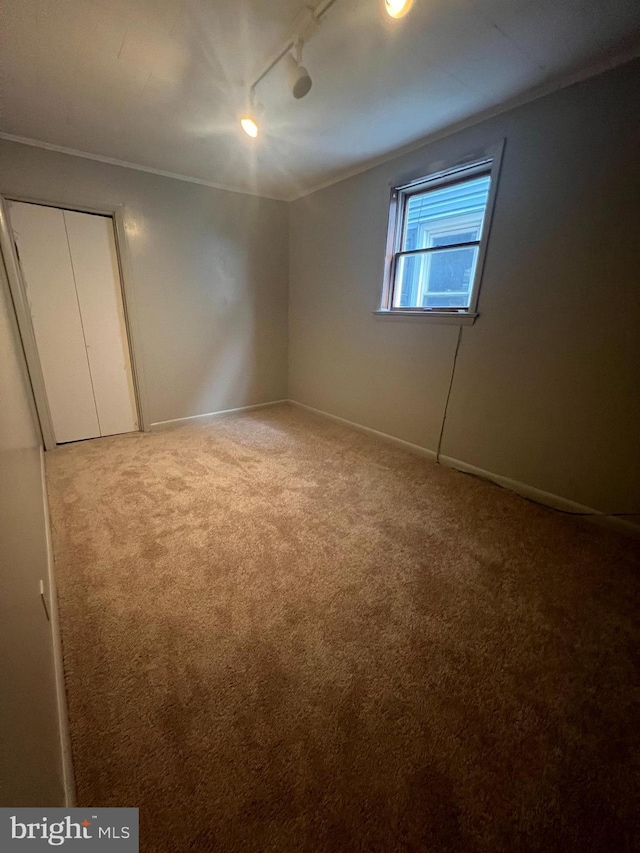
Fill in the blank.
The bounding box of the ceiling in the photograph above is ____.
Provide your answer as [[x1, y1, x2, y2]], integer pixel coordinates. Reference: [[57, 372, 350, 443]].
[[1, 0, 639, 200]]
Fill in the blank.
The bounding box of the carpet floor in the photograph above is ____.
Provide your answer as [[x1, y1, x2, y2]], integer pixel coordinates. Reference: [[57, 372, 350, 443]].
[[46, 404, 639, 852]]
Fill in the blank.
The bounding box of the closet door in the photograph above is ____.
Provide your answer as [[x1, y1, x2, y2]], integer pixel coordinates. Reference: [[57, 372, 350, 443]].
[[63, 211, 138, 437], [8, 201, 101, 443], [8, 201, 138, 444]]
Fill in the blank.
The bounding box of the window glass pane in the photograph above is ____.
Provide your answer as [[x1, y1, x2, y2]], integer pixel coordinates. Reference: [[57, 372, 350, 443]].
[[394, 254, 422, 307], [403, 174, 490, 251], [432, 230, 476, 248], [422, 245, 478, 308], [394, 246, 479, 309]]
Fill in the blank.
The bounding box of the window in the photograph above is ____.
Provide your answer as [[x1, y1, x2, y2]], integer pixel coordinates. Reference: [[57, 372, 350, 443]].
[[379, 147, 502, 323]]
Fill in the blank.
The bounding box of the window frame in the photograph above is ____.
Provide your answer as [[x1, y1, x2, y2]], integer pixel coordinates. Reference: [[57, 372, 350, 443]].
[[377, 141, 505, 325]]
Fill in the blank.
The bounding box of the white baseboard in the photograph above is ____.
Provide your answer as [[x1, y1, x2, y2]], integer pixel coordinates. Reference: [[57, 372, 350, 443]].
[[288, 400, 438, 461], [150, 399, 288, 431], [288, 399, 639, 536], [40, 446, 76, 808], [437, 458, 639, 536], [437, 453, 597, 515], [150, 397, 636, 535]]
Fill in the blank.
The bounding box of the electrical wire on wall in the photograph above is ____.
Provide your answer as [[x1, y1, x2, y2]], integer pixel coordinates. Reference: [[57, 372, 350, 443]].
[[436, 325, 463, 464], [435, 326, 636, 529]]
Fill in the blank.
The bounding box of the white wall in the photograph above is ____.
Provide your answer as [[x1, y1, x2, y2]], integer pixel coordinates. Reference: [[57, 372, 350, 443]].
[[289, 59, 640, 515], [0, 132, 290, 805], [0, 260, 65, 806], [0, 139, 289, 426]]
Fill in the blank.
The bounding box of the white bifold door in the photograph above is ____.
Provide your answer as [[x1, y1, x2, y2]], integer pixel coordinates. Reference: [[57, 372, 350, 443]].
[[8, 201, 138, 443]]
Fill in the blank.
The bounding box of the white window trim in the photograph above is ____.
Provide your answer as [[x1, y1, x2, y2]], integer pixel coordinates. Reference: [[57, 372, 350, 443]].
[[376, 140, 505, 324]]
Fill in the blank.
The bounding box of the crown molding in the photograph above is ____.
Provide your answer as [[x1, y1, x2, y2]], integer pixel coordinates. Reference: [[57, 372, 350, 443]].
[[0, 132, 287, 202], [285, 48, 640, 202], [1, 50, 637, 205]]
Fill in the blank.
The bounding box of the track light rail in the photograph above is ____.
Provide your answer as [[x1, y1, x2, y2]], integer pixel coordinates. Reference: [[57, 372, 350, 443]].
[[241, 0, 414, 135], [248, 0, 341, 99]]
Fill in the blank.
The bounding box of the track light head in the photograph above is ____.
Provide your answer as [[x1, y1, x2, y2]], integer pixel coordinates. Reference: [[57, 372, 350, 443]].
[[384, 0, 414, 18], [240, 92, 263, 138], [286, 53, 312, 100], [240, 116, 259, 137]]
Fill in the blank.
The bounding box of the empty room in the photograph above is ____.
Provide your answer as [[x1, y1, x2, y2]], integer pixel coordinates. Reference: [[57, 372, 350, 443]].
[[1, 0, 639, 850]]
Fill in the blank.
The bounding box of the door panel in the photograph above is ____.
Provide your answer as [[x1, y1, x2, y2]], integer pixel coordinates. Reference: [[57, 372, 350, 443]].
[[8, 201, 100, 443], [63, 211, 138, 437]]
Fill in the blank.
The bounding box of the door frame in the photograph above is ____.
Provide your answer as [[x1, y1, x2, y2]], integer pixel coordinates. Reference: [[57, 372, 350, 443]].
[[0, 193, 150, 449]]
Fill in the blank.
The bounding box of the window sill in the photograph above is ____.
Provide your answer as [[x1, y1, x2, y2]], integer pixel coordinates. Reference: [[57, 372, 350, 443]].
[[373, 310, 478, 325]]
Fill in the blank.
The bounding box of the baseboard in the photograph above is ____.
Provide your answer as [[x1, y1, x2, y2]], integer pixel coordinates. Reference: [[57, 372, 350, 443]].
[[288, 400, 438, 461], [288, 400, 639, 536], [439, 454, 640, 537], [149, 397, 637, 535], [150, 399, 288, 431], [40, 446, 76, 808], [437, 453, 598, 514]]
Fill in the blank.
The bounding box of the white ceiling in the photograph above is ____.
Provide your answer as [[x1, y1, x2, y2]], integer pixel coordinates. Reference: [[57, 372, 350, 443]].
[[1, 0, 639, 200]]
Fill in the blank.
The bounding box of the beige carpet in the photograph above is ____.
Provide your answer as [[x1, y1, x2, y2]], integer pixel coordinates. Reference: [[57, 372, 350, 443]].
[[46, 404, 639, 852]]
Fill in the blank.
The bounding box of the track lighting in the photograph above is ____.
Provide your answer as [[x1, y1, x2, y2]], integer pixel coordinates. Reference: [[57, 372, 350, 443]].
[[240, 91, 262, 138], [286, 52, 313, 100], [384, 0, 413, 17], [240, 116, 259, 138], [239, 0, 417, 138]]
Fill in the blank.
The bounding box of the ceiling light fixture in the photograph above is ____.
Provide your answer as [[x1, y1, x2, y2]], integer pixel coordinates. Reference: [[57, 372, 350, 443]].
[[240, 90, 263, 138], [240, 117, 259, 138], [239, 0, 415, 137], [384, 0, 413, 18], [239, 1, 336, 137], [286, 42, 313, 100]]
